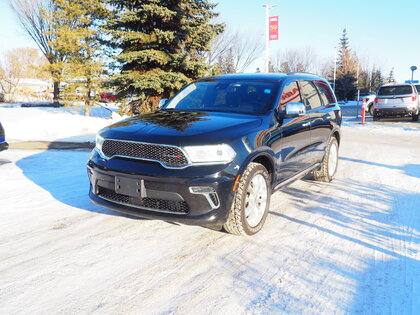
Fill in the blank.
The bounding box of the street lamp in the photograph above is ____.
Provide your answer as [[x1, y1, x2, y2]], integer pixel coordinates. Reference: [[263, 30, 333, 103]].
[[410, 66, 417, 82], [262, 4, 278, 73]]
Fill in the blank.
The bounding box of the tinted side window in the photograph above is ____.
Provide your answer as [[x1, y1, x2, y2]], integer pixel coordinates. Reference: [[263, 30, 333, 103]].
[[299, 80, 322, 110], [280, 81, 301, 111], [315, 80, 335, 105]]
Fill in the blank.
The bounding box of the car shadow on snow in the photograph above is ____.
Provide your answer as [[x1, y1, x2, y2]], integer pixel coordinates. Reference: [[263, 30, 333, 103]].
[[260, 179, 419, 313], [15, 149, 144, 220], [223, 177, 419, 313], [340, 156, 420, 179]]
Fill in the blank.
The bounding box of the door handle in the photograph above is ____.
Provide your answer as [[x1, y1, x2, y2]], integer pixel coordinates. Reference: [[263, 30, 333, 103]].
[[302, 122, 310, 127]]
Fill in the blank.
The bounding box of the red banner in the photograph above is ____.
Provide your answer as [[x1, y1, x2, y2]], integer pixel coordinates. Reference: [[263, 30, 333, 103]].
[[269, 16, 279, 40]]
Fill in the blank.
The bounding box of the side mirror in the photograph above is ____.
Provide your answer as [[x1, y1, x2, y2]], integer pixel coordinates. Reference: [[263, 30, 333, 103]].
[[158, 98, 168, 109], [284, 102, 306, 118]]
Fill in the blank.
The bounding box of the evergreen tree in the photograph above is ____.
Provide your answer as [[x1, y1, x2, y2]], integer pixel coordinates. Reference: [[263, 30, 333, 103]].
[[335, 29, 358, 100], [338, 28, 350, 57], [105, 0, 223, 113], [387, 68, 395, 83], [371, 67, 384, 92], [46, 0, 107, 115]]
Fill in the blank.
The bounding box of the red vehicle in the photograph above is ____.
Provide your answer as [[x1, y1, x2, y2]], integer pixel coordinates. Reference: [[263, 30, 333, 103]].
[[100, 93, 117, 102]]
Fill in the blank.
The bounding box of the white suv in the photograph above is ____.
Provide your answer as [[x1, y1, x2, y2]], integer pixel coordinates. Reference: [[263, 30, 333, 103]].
[[373, 83, 419, 121], [359, 93, 376, 115]]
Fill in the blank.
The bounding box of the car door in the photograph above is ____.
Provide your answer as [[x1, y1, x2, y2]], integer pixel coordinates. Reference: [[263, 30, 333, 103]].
[[271, 80, 312, 183], [298, 80, 327, 165]]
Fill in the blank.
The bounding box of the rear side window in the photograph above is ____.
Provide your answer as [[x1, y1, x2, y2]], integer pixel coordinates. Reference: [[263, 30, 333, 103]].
[[378, 85, 413, 96], [415, 85, 420, 93], [314, 81, 335, 105], [280, 81, 301, 110], [299, 80, 322, 110]]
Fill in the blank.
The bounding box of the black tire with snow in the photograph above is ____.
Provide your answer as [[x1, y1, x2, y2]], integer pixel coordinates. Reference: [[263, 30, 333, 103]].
[[313, 137, 339, 182], [223, 162, 271, 236]]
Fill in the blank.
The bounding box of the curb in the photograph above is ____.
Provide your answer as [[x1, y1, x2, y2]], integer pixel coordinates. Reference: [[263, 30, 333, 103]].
[[9, 141, 95, 150]]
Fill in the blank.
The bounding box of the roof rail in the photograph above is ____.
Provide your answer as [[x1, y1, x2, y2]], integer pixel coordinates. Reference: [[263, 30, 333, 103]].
[[287, 72, 320, 77]]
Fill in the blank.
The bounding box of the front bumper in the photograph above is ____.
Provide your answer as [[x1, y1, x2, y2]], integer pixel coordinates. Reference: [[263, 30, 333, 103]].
[[87, 157, 237, 228], [375, 107, 418, 117]]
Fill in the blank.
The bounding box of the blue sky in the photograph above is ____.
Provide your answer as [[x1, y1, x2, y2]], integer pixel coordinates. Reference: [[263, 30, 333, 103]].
[[1, 0, 419, 82]]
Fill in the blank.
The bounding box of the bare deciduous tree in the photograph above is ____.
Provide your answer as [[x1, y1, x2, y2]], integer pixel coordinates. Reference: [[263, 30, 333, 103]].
[[271, 47, 317, 73], [10, 0, 64, 104], [0, 47, 49, 95], [210, 29, 263, 74]]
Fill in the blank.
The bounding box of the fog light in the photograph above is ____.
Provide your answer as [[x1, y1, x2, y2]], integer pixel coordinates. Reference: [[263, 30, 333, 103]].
[[189, 186, 220, 209], [190, 186, 215, 194]]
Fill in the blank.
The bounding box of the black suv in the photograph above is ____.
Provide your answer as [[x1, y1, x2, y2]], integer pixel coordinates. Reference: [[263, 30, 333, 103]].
[[87, 73, 341, 235]]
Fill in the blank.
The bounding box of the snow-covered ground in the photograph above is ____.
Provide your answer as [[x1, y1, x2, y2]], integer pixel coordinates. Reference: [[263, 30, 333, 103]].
[[0, 103, 123, 143], [0, 116, 419, 313]]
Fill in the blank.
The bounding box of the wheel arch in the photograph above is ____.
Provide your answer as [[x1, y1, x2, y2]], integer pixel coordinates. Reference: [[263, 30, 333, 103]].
[[242, 151, 276, 187], [332, 130, 341, 147]]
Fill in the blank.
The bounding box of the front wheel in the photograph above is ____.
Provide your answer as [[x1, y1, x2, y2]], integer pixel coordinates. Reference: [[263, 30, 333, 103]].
[[313, 137, 339, 182], [224, 163, 271, 236]]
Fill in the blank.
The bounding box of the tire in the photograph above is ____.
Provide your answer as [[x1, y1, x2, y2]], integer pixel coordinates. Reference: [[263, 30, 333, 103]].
[[313, 137, 339, 182], [412, 114, 419, 122], [223, 162, 271, 236], [368, 103, 374, 116], [373, 112, 380, 121]]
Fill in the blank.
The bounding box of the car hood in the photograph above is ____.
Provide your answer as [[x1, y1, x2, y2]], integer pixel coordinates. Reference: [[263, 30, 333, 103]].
[[101, 110, 263, 146]]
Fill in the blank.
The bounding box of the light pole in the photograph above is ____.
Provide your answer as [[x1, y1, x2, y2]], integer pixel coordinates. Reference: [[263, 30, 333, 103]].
[[410, 66, 417, 82], [262, 4, 277, 73]]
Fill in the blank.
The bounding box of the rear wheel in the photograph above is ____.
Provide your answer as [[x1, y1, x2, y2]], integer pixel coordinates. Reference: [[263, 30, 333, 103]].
[[373, 112, 380, 121], [368, 103, 374, 116], [224, 163, 271, 236], [412, 114, 419, 122], [313, 137, 339, 182]]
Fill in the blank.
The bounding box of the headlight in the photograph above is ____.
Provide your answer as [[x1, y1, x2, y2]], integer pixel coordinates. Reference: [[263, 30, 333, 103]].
[[95, 133, 104, 152], [183, 144, 236, 164]]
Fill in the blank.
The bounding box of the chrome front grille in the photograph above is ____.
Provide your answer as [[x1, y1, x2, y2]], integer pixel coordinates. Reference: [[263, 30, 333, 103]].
[[101, 139, 189, 168]]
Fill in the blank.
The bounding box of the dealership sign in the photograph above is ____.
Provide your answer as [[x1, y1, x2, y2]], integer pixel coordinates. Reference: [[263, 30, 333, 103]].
[[269, 16, 279, 40]]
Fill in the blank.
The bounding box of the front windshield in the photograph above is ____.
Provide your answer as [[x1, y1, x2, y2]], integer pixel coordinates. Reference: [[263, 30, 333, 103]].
[[164, 80, 279, 114]]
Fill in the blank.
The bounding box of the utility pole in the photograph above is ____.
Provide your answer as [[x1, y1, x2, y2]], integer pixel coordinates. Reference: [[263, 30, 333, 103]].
[[262, 4, 277, 73]]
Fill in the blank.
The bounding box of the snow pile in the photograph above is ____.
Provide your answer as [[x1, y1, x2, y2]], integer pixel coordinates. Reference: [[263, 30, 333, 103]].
[[0, 104, 125, 142]]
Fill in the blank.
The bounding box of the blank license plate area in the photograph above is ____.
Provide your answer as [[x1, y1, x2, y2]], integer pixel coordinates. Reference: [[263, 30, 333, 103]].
[[115, 176, 143, 197]]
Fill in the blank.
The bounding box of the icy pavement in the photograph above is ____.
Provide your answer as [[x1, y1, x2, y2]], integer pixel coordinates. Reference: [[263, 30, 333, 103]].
[[0, 126, 419, 314]]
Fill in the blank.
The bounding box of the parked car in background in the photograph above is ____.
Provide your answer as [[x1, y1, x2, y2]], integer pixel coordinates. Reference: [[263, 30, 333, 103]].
[[0, 122, 9, 152], [87, 73, 341, 236], [373, 83, 419, 121], [359, 93, 376, 115], [100, 93, 117, 103]]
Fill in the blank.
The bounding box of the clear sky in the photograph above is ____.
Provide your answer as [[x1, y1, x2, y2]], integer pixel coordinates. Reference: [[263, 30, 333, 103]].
[[1, 0, 419, 82]]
